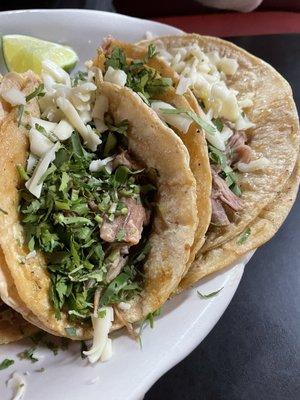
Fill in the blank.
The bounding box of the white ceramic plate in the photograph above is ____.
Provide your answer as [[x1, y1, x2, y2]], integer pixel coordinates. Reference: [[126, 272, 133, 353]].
[[0, 9, 252, 400]]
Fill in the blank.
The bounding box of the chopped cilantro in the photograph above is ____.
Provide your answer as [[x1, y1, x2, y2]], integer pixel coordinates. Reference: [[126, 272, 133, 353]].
[[147, 44, 157, 60], [18, 347, 38, 363], [17, 104, 24, 127], [17, 165, 30, 181], [26, 84, 45, 102], [71, 71, 88, 87], [208, 144, 242, 197], [0, 359, 14, 370], [145, 308, 161, 329], [65, 327, 77, 337], [212, 118, 224, 132], [106, 47, 126, 70], [97, 309, 107, 318], [116, 228, 126, 242], [159, 107, 216, 135], [237, 227, 251, 245], [104, 47, 172, 105], [138, 307, 162, 347], [20, 123, 154, 325], [197, 287, 223, 299]]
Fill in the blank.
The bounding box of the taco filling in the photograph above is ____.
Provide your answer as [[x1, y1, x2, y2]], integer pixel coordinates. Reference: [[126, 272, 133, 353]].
[[94, 40, 212, 261], [149, 40, 271, 226], [0, 56, 198, 362], [96, 41, 212, 138], [6, 62, 156, 360]]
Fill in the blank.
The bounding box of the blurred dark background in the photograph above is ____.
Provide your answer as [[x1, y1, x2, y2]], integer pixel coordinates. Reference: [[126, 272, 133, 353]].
[[1, 0, 300, 15]]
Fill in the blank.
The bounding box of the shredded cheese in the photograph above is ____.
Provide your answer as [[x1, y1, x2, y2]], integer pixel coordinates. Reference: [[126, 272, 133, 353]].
[[92, 95, 109, 133], [151, 101, 192, 133], [83, 306, 114, 363], [29, 127, 54, 157], [104, 66, 127, 87], [42, 59, 71, 86], [25, 142, 60, 198], [1, 87, 26, 106], [53, 119, 74, 140], [157, 42, 255, 131], [56, 97, 101, 151], [89, 156, 114, 173]]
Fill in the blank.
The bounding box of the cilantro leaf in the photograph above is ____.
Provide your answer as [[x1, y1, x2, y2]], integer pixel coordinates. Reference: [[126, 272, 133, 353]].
[[212, 118, 224, 132], [237, 227, 251, 245], [147, 44, 157, 60], [197, 287, 223, 299], [17, 104, 24, 127], [138, 307, 162, 346], [65, 327, 77, 336], [106, 47, 126, 70], [18, 347, 39, 363], [0, 359, 14, 370], [26, 84, 45, 102], [20, 130, 153, 325], [159, 107, 216, 135]]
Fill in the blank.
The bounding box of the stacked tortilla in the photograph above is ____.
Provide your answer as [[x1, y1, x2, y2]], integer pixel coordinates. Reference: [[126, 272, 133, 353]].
[[137, 34, 300, 291], [0, 34, 299, 347]]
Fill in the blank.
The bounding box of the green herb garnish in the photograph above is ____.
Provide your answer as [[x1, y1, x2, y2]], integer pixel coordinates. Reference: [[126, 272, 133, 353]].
[[26, 84, 45, 102], [212, 118, 224, 132], [138, 308, 162, 348], [237, 227, 251, 245], [17, 165, 30, 181], [105, 47, 172, 105], [159, 107, 217, 135], [17, 104, 24, 127], [72, 71, 88, 87], [147, 44, 158, 60], [65, 327, 77, 337], [197, 287, 223, 299], [0, 359, 14, 370], [20, 119, 154, 325], [18, 347, 39, 363], [106, 47, 126, 70]]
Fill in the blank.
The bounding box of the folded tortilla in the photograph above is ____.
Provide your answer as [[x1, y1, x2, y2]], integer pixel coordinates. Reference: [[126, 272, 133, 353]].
[[140, 34, 299, 253], [0, 71, 198, 338], [94, 39, 212, 265], [179, 156, 300, 290]]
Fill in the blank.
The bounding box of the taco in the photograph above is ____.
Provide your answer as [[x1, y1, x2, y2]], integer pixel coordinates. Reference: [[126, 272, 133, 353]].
[[179, 156, 300, 290], [0, 61, 197, 361], [139, 34, 299, 256], [93, 38, 212, 263]]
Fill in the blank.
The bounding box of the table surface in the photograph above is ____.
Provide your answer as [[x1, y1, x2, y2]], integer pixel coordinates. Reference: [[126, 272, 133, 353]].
[[1, 1, 299, 397], [145, 35, 300, 400]]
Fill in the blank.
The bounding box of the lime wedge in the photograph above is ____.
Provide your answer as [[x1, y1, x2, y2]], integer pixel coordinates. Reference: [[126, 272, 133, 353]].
[[1, 34, 78, 74]]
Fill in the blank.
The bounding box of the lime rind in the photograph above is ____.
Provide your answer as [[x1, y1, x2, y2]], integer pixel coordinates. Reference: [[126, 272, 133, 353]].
[[1, 34, 78, 74]]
